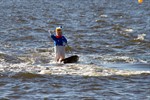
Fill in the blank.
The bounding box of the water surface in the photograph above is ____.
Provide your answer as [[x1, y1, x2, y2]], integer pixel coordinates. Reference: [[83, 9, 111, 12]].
[[0, 0, 150, 99]]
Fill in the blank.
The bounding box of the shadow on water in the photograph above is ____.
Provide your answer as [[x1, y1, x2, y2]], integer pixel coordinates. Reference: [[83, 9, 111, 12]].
[[0, 71, 150, 100]]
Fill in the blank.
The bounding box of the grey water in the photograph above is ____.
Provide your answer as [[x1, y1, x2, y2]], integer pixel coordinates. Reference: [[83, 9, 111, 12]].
[[0, 0, 150, 99]]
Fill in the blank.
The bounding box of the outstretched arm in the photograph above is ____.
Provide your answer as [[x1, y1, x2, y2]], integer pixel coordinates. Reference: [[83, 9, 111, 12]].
[[48, 30, 56, 41], [48, 30, 53, 35]]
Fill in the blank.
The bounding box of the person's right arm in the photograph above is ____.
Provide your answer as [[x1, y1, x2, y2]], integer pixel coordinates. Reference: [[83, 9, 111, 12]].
[[48, 30, 56, 41]]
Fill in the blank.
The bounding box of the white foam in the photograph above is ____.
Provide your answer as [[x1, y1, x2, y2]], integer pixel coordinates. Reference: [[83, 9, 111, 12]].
[[100, 14, 108, 18], [124, 28, 133, 32], [0, 54, 150, 77], [136, 34, 146, 40], [38, 63, 150, 76]]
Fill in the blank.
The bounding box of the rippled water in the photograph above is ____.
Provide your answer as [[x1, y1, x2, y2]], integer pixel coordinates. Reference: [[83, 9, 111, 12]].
[[0, 0, 150, 99], [1, 72, 150, 99]]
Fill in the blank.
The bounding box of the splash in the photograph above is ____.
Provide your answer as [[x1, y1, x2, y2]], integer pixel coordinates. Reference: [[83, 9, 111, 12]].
[[39, 63, 150, 76], [124, 28, 133, 32], [134, 33, 146, 41]]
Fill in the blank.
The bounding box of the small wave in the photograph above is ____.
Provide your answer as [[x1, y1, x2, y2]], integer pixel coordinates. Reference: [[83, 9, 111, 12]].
[[91, 55, 137, 63], [13, 16, 29, 24], [103, 56, 137, 63], [0, 54, 150, 79], [124, 28, 133, 32], [134, 34, 146, 41], [10, 72, 44, 79], [33, 28, 47, 33], [0, 53, 24, 63], [39, 63, 150, 76], [100, 14, 108, 18], [9, 36, 35, 41]]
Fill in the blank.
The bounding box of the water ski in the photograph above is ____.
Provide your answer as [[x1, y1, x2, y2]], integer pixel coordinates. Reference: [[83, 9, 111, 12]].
[[61, 55, 79, 64]]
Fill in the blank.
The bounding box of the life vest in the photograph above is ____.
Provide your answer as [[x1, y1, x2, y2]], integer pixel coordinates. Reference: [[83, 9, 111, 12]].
[[51, 35, 67, 46]]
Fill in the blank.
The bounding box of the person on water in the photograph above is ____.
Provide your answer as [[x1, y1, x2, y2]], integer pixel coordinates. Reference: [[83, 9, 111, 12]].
[[48, 27, 68, 62]]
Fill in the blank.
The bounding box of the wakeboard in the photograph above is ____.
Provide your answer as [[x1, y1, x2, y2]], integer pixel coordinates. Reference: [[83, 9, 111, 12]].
[[61, 55, 79, 64]]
